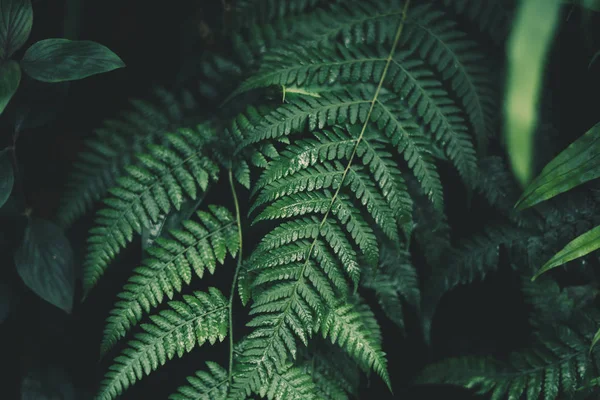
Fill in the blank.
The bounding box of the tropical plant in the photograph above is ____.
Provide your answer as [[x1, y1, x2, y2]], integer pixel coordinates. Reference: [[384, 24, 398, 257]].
[[4, 0, 600, 399]]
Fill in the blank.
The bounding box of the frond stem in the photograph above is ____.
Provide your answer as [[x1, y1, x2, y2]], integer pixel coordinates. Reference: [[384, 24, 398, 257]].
[[227, 169, 244, 390]]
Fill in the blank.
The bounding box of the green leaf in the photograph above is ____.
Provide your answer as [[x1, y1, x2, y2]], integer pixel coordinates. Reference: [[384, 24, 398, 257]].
[[141, 196, 204, 251], [14, 218, 74, 312], [505, 0, 562, 187], [21, 39, 125, 82], [0, 0, 33, 59], [0, 60, 21, 114], [516, 122, 600, 210], [533, 225, 600, 280], [0, 148, 14, 208]]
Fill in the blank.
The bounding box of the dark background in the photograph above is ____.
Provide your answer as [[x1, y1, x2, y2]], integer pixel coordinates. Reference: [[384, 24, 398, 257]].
[[1, 0, 599, 399]]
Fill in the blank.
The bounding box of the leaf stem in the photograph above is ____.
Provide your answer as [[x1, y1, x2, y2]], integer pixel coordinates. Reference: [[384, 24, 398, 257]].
[[227, 169, 243, 390]]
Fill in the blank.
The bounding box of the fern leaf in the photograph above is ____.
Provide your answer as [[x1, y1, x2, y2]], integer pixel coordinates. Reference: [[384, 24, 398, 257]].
[[100, 205, 238, 355], [361, 245, 420, 332], [443, 0, 515, 45], [56, 88, 199, 227], [422, 225, 531, 342], [230, 363, 318, 400], [418, 310, 600, 400], [82, 126, 219, 295], [403, 3, 497, 152], [239, 89, 445, 208], [169, 361, 229, 400], [297, 344, 360, 400], [320, 299, 389, 387], [97, 288, 228, 400]]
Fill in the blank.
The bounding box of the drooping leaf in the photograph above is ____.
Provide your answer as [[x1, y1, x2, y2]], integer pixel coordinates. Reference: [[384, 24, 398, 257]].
[[0, 0, 33, 59], [0, 59, 21, 114], [533, 225, 600, 280], [516, 122, 600, 210], [0, 148, 14, 208], [505, 0, 562, 187], [14, 218, 74, 312], [21, 39, 125, 82]]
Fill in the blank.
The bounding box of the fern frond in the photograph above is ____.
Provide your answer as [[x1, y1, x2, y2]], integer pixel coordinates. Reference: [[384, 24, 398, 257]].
[[57, 88, 199, 227], [230, 362, 318, 400], [97, 288, 228, 400], [403, 3, 497, 152], [422, 225, 531, 342], [100, 205, 238, 356], [298, 344, 360, 400], [82, 126, 220, 295], [239, 90, 447, 207], [418, 310, 600, 400], [442, 0, 515, 45], [169, 361, 229, 400], [362, 245, 420, 332], [320, 300, 389, 386]]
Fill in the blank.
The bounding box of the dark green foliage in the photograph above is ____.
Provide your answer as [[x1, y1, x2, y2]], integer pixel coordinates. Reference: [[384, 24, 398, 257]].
[[42, 0, 600, 399], [97, 289, 229, 400], [418, 310, 600, 400]]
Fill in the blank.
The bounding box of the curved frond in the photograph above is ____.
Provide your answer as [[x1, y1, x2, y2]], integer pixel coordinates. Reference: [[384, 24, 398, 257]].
[[97, 289, 228, 400], [361, 245, 420, 332], [320, 300, 390, 387], [442, 0, 515, 45], [297, 344, 360, 400], [100, 205, 238, 356], [57, 88, 199, 227], [82, 126, 220, 295], [169, 361, 229, 400], [418, 311, 600, 400]]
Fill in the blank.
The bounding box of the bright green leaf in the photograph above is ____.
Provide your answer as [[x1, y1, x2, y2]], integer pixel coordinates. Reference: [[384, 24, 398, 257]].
[[0, 0, 33, 59], [21, 39, 125, 82], [0, 148, 14, 208], [505, 0, 562, 187], [0, 60, 21, 114], [515, 122, 600, 210], [533, 225, 600, 280], [14, 218, 75, 312]]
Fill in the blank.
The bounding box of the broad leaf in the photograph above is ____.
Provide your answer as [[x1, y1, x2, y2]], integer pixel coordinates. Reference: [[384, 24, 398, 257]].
[[0, 0, 33, 59], [533, 225, 600, 280], [516, 122, 600, 210], [21, 39, 125, 82], [505, 0, 562, 187], [0, 59, 21, 114], [14, 218, 75, 312], [0, 148, 14, 208]]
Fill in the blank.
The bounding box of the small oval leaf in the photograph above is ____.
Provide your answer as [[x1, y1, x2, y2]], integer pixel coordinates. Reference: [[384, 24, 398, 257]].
[[14, 218, 75, 312], [533, 225, 600, 280], [0, 59, 21, 114], [21, 39, 125, 82], [0, 148, 14, 208], [0, 0, 33, 59], [515, 122, 600, 210]]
